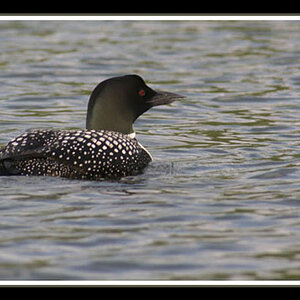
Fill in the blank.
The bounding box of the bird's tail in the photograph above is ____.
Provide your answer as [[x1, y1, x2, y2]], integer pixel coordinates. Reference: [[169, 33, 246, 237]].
[[0, 160, 10, 175], [0, 159, 14, 176]]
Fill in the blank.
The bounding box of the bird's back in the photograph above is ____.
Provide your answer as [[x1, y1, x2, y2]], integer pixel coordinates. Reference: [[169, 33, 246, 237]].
[[0, 129, 152, 180]]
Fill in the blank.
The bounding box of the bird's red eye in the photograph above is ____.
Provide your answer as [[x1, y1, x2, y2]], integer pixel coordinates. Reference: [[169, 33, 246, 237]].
[[139, 89, 146, 96]]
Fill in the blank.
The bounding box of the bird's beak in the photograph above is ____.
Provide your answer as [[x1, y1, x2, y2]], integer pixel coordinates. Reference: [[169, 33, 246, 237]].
[[148, 90, 185, 106]]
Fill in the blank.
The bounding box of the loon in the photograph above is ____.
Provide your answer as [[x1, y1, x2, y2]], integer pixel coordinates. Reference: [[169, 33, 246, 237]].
[[0, 74, 183, 180]]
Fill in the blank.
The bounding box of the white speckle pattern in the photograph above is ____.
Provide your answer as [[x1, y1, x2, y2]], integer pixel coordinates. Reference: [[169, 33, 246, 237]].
[[0, 129, 152, 180]]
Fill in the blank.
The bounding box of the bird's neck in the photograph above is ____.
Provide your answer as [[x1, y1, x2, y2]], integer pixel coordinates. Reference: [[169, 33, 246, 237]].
[[86, 99, 134, 135]]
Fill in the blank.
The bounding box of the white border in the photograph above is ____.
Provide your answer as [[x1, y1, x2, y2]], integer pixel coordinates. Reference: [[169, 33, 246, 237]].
[[1, 13, 300, 287], [0, 280, 300, 286], [0, 15, 299, 21]]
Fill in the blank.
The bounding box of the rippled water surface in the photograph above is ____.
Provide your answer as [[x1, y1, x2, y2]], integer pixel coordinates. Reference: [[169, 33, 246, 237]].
[[0, 20, 300, 280]]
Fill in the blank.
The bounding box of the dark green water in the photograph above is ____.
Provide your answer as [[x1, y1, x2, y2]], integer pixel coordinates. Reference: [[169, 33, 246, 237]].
[[0, 20, 300, 280]]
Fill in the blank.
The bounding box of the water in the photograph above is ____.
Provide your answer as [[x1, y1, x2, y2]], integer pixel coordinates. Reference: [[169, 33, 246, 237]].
[[0, 20, 300, 280]]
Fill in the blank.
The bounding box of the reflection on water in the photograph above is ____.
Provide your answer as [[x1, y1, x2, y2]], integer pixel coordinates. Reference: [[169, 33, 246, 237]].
[[0, 20, 300, 280]]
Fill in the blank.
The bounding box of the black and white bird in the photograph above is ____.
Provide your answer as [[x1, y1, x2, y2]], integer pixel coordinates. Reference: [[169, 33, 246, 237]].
[[0, 74, 184, 180]]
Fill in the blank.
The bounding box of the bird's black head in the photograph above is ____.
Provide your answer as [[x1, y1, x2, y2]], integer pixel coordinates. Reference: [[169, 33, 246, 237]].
[[86, 74, 184, 135]]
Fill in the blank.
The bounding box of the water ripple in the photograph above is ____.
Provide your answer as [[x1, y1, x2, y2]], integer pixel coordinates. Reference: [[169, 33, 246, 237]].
[[0, 20, 300, 280]]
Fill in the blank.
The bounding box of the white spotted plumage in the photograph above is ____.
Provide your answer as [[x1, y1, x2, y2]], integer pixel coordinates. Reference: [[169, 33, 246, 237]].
[[0, 129, 152, 180]]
